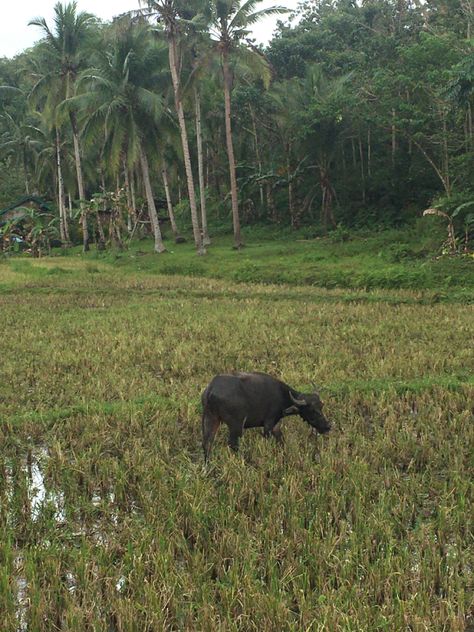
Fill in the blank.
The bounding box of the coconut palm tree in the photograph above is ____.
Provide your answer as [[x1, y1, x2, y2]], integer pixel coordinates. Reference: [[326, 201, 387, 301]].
[[140, 0, 208, 255], [75, 18, 168, 253], [31, 117, 76, 246], [192, 50, 212, 246], [156, 119, 185, 243], [27, 50, 75, 246], [210, 0, 287, 249], [0, 99, 43, 196], [29, 1, 97, 251], [180, 29, 219, 247]]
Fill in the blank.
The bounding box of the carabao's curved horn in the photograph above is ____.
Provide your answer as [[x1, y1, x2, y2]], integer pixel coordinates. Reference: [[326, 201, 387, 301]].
[[289, 391, 306, 406]]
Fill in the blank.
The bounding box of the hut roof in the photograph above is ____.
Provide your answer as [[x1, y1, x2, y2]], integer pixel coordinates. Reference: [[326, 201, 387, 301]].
[[0, 196, 53, 224]]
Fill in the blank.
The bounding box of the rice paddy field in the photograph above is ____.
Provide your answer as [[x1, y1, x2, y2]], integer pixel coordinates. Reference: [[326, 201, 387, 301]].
[[0, 246, 473, 631]]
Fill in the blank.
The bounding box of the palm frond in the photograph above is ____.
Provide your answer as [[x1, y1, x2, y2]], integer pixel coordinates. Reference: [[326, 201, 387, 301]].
[[136, 87, 164, 119], [0, 85, 25, 98], [232, 44, 272, 88], [231, 3, 288, 30]]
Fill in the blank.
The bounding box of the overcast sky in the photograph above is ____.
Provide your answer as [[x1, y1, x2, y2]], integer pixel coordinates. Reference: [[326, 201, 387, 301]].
[[0, 0, 298, 59]]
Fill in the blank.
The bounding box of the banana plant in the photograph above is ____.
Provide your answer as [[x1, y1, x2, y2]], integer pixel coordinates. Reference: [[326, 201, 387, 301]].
[[0, 217, 24, 253], [423, 199, 474, 253]]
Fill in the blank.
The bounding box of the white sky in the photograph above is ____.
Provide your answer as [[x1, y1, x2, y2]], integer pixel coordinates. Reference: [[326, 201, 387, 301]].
[[0, 0, 298, 59]]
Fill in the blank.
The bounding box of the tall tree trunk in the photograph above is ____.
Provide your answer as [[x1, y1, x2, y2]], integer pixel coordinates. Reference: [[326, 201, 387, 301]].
[[468, 102, 473, 148], [122, 158, 135, 234], [442, 110, 451, 195], [214, 160, 222, 199], [168, 33, 204, 255], [162, 165, 182, 242], [320, 166, 336, 231], [139, 146, 166, 253], [97, 168, 107, 250], [70, 112, 89, 252], [287, 142, 296, 227], [249, 105, 265, 209], [367, 127, 371, 178], [411, 137, 451, 196], [23, 154, 30, 195], [391, 108, 397, 167], [130, 169, 139, 236], [55, 128, 70, 246], [460, 0, 472, 38], [222, 52, 243, 249], [359, 136, 366, 204], [465, 111, 470, 151], [96, 212, 106, 250], [195, 87, 211, 246], [266, 182, 277, 222], [406, 90, 413, 154], [211, 139, 222, 197]]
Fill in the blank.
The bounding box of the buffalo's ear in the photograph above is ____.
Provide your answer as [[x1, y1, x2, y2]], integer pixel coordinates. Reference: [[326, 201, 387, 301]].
[[283, 405, 299, 416]]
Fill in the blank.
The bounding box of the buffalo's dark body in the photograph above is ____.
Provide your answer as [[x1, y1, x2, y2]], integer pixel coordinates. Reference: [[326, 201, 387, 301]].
[[201, 372, 330, 461]]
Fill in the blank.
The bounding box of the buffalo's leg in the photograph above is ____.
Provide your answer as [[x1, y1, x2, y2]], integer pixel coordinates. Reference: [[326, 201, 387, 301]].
[[272, 423, 284, 444], [228, 425, 243, 453], [228, 415, 247, 453], [202, 413, 220, 463], [263, 418, 276, 439]]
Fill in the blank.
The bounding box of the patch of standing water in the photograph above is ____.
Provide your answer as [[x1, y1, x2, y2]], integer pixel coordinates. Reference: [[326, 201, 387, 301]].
[[7, 444, 64, 632], [7, 442, 126, 628], [28, 445, 47, 519], [15, 556, 28, 632], [26, 444, 65, 522], [65, 571, 77, 594], [116, 576, 126, 592], [90, 490, 119, 544]]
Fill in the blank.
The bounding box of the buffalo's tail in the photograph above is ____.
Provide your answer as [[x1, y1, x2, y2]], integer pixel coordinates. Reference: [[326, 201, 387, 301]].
[[202, 411, 220, 463]]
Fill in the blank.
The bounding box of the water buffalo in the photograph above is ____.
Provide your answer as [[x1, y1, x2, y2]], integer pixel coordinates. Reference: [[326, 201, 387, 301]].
[[201, 372, 331, 462]]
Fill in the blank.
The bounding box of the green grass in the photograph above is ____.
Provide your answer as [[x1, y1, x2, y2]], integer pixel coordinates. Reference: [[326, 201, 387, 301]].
[[51, 224, 473, 301], [0, 232, 473, 630], [5, 224, 474, 301]]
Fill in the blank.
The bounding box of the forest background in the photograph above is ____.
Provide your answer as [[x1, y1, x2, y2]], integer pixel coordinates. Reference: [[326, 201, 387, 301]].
[[0, 0, 472, 258]]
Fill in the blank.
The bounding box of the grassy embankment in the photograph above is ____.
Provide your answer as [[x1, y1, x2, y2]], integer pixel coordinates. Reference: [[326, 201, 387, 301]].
[[0, 230, 473, 630], [56, 223, 474, 300]]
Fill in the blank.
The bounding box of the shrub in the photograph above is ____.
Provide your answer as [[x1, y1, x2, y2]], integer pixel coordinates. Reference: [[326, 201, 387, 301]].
[[329, 223, 351, 243], [383, 243, 425, 263], [232, 260, 262, 283], [160, 260, 206, 277], [47, 266, 72, 275]]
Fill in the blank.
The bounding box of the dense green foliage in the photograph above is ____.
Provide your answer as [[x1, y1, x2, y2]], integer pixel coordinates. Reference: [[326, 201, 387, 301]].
[[0, 252, 473, 630], [0, 0, 473, 253]]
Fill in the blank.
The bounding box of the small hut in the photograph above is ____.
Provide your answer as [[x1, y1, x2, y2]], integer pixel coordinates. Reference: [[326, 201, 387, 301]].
[[0, 196, 54, 254], [0, 196, 53, 225]]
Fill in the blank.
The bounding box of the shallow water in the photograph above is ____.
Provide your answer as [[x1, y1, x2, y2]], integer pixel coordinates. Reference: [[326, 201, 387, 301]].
[[5, 443, 123, 630]]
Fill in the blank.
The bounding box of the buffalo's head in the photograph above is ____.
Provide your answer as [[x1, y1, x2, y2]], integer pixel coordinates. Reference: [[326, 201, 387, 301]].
[[285, 390, 331, 434]]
